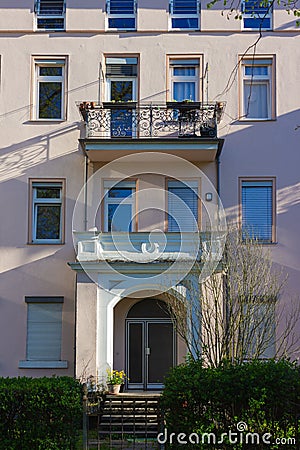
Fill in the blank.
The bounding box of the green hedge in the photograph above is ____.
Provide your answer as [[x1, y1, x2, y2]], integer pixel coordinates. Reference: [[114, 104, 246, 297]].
[[161, 359, 300, 449], [0, 376, 82, 450]]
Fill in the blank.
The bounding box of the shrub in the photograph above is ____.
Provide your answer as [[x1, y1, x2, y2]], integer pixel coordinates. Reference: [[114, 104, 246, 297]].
[[161, 359, 300, 449], [0, 376, 82, 450]]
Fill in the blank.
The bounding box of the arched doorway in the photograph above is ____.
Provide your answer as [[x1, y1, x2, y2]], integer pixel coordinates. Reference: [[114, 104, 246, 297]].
[[126, 299, 175, 390]]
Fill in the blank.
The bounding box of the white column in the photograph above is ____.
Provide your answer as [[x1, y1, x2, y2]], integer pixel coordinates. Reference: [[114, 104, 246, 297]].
[[96, 284, 119, 385]]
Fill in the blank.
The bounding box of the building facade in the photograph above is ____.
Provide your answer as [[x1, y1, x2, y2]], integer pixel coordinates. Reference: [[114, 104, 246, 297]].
[[0, 0, 299, 388]]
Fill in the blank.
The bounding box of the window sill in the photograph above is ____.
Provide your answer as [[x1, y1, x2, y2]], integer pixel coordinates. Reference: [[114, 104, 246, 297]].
[[242, 241, 277, 245], [242, 27, 272, 32], [238, 118, 276, 122], [19, 360, 68, 369], [35, 29, 66, 33], [169, 28, 200, 31], [106, 28, 137, 32], [28, 119, 66, 123], [27, 241, 65, 245]]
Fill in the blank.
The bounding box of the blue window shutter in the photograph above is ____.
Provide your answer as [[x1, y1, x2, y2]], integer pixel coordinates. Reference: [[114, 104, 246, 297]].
[[109, 0, 135, 14], [168, 181, 198, 232], [172, 0, 198, 14], [242, 181, 273, 242]]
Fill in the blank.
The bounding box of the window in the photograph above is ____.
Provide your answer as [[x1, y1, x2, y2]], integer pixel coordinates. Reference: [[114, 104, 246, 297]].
[[19, 297, 67, 368], [243, 298, 276, 359], [30, 180, 64, 244], [35, 0, 65, 31], [240, 58, 274, 120], [168, 180, 199, 232], [106, 0, 136, 30], [34, 59, 66, 120], [242, 0, 272, 30], [241, 179, 275, 243], [169, 59, 200, 102], [105, 57, 138, 137], [104, 181, 136, 232], [170, 0, 200, 30]]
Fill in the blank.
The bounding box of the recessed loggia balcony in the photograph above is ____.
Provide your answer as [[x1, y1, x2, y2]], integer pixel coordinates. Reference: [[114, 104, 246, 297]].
[[78, 102, 225, 162]]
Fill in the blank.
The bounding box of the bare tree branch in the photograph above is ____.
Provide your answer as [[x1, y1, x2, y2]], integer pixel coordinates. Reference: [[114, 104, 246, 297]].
[[165, 229, 300, 367]]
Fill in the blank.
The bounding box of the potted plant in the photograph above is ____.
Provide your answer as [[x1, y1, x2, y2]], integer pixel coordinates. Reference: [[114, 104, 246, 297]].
[[106, 369, 128, 394], [102, 100, 137, 110]]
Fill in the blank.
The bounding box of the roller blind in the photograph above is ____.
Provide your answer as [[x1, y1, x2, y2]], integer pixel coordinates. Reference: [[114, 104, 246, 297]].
[[242, 180, 273, 242], [168, 180, 198, 232], [26, 301, 63, 360], [106, 57, 138, 77]]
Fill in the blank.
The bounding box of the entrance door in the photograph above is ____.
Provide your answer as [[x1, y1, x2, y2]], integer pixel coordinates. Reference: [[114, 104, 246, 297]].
[[126, 299, 175, 390], [107, 78, 136, 137]]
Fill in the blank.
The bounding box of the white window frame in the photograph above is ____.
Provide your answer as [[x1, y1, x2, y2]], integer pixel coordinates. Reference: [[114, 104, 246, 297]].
[[106, 77, 137, 102], [103, 180, 137, 232], [240, 58, 273, 121], [169, 0, 200, 31], [105, 76, 137, 137], [106, 0, 137, 31], [240, 178, 275, 243], [31, 181, 64, 244], [167, 179, 199, 232], [33, 58, 66, 121], [19, 297, 68, 369], [169, 59, 200, 102], [242, 0, 272, 31], [35, 0, 66, 31]]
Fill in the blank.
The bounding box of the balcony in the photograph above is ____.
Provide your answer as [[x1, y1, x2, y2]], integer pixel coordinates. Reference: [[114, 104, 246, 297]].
[[70, 231, 225, 293], [78, 102, 225, 162], [73, 231, 224, 264]]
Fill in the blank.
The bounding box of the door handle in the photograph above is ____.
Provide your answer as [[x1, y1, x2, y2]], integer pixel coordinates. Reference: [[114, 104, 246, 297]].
[[145, 347, 151, 356]]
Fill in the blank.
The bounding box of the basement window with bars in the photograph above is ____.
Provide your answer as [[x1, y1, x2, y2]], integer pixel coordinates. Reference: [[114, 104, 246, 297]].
[[19, 297, 68, 369], [242, 0, 272, 30], [106, 0, 136, 30], [170, 0, 200, 30], [241, 179, 275, 243], [168, 180, 199, 232], [35, 0, 65, 31]]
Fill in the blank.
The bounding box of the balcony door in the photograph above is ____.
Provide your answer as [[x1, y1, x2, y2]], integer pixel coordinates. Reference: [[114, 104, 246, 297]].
[[106, 78, 137, 137], [126, 299, 175, 390]]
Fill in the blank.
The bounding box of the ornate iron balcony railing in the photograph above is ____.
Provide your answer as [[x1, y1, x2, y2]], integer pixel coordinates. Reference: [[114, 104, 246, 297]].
[[79, 101, 225, 139]]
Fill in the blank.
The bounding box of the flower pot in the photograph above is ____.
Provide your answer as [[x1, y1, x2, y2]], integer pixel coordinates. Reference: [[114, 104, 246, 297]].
[[107, 384, 121, 394]]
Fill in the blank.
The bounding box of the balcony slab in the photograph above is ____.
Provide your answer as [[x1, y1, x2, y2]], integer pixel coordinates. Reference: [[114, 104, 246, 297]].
[[79, 137, 224, 162]]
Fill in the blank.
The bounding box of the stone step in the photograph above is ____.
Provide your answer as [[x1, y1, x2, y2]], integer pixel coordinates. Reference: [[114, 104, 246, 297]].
[[99, 422, 158, 428], [99, 430, 158, 437], [101, 409, 158, 415], [89, 394, 162, 445]]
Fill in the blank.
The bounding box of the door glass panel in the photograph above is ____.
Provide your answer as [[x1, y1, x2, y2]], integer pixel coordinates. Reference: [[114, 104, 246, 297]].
[[127, 299, 170, 318], [111, 80, 133, 102], [148, 323, 173, 384], [110, 80, 134, 137], [128, 323, 143, 384]]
